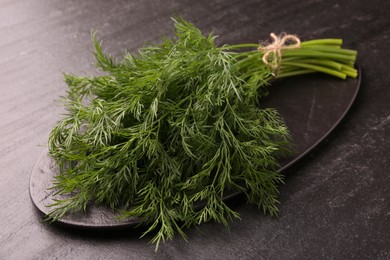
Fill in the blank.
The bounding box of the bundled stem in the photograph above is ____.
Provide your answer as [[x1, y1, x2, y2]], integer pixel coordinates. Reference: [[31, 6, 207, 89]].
[[225, 37, 358, 80]]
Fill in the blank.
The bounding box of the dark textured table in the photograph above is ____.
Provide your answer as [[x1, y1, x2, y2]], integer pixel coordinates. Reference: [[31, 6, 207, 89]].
[[1, 0, 389, 259]]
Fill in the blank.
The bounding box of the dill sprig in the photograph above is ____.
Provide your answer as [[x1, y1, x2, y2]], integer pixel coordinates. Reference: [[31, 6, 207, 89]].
[[47, 17, 357, 250]]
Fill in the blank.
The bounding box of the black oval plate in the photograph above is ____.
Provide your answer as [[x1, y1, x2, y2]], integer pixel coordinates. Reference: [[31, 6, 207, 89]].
[[30, 68, 361, 229]]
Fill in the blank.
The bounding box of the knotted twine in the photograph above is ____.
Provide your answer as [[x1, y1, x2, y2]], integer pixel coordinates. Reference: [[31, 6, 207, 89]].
[[258, 33, 301, 73]]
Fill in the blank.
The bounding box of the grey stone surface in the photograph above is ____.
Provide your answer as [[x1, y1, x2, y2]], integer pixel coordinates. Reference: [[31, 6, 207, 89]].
[[0, 0, 389, 259]]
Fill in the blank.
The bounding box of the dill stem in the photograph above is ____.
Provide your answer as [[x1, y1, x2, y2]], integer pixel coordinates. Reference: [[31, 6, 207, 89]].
[[221, 43, 260, 50], [282, 50, 355, 63], [281, 61, 347, 79], [301, 45, 357, 56], [300, 38, 342, 46]]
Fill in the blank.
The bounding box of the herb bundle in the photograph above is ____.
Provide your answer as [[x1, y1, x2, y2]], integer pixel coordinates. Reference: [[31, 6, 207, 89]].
[[47, 17, 357, 249]]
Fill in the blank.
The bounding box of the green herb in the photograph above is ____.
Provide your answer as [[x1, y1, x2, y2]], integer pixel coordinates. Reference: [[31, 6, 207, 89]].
[[47, 17, 357, 249]]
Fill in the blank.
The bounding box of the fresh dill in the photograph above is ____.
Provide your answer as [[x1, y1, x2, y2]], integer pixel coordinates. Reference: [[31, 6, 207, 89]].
[[47, 17, 357, 249]]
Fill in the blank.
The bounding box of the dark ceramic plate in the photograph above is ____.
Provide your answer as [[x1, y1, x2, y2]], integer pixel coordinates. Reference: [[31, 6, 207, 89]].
[[30, 68, 361, 229]]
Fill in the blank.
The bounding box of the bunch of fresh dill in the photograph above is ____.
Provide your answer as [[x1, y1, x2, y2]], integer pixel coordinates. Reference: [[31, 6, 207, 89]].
[[47, 17, 357, 249]]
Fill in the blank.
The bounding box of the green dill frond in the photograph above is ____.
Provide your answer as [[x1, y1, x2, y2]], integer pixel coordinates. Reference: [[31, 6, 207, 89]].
[[47, 17, 357, 250]]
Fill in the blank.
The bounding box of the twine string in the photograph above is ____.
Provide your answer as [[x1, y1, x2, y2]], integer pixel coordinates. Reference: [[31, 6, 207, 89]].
[[258, 33, 301, 71]]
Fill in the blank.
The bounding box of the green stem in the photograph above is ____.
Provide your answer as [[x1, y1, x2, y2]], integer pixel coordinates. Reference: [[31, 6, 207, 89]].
[[300, 45, 358, 56], [300, 39, 342, 46], [283, 49, 355, 63], [221, 43, 260, 50], [282, 61, 347, 79], [282, 58, 343, 70]]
